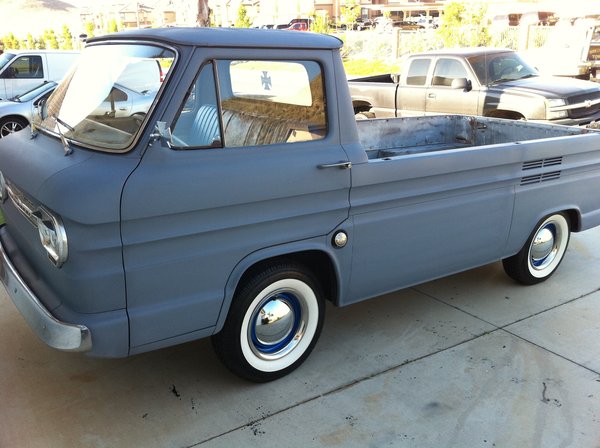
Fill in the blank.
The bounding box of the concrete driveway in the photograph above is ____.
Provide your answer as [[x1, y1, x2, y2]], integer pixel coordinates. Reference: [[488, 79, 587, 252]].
[[2, 228, 600, 447]]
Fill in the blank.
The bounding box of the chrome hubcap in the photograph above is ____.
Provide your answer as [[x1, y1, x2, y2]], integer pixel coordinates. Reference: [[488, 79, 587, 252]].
[[1, 122, 23, 137], [249, 291, 305, 360], [254, 299, 295, 346], [530, 224, 557, 270]]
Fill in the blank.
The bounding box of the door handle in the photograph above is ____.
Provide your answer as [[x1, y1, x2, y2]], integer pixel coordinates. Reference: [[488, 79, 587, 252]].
[[318, 161, 352, 169], [427, 93, 436, 99]]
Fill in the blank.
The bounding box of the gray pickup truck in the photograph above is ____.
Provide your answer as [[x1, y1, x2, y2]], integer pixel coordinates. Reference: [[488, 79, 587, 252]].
[[350, 48, 600, 125], [2, 29, 600, 382]]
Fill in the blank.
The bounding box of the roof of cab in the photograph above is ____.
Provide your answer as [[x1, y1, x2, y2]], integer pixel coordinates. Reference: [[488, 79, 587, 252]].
[[87, 27, 343, 50], [412, 47, 515, 58]]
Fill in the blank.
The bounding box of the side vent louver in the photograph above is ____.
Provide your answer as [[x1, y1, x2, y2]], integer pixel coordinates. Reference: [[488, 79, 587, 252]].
[[521, 171, 562, 186], [522, 157, 563, 170], [521, 157, 563, 186]]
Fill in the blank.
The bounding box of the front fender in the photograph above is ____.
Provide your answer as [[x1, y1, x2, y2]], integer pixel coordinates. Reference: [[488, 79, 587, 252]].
[[215, 231, 352, 334]]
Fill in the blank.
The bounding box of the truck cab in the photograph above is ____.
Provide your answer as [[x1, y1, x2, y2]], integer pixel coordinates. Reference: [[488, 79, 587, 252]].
[[350, 48, 600, 125]]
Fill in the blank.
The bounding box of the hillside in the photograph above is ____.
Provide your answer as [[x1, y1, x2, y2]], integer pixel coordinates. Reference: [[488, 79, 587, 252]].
[[0, 0, 85, 37]]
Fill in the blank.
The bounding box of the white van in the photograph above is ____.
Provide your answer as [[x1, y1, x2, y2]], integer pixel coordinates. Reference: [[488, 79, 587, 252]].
[[0, 50, 79, 100]]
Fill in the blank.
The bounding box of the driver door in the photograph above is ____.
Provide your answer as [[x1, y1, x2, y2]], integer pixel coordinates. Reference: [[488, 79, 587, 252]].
[[425, 57, 479, 116]]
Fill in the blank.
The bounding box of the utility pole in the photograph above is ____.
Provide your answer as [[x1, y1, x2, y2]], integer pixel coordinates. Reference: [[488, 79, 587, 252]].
[[197, 0, 211, 27]]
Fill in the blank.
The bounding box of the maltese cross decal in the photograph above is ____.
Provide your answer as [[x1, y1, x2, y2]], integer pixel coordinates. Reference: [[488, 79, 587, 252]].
[[261, 71, 272, 90]]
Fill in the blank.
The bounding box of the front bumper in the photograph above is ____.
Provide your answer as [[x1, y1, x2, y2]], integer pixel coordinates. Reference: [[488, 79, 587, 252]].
[[0, 240, 92, 352]]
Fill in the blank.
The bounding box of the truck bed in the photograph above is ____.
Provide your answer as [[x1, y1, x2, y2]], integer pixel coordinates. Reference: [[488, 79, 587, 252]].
[[358, 115, 593, 160]]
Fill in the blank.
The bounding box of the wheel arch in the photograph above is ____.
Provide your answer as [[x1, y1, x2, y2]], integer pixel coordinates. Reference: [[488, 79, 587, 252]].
[[508, 207, 581, 257], [485, 109, 526, 120], [353, 100, 373, 114], [564, 208, 581, 232], [215, 242, 342, 334], [533, 207, 581, 232], [0, 114, 30, 126]]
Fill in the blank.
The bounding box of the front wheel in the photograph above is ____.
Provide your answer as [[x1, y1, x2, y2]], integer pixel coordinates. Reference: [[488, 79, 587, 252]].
[[503, 213, 571, 285], [212, 262, 325, 382], [0, 117, 28, 138]]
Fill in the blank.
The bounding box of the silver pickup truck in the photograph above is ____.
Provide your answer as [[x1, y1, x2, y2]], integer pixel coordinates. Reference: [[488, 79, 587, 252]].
[[350, 48, 600, 125], [2, 29, 600, 382]]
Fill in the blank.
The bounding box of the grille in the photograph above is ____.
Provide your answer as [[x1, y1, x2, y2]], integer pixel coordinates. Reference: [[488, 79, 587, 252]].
[[567, 91, 600, 119]]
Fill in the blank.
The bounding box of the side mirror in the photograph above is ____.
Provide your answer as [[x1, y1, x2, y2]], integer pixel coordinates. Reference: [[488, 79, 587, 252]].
[[451, 78, 472, 92], [2, 66, 17, 79], [152, 121, 173, 148], [390, 73, 401, 84]]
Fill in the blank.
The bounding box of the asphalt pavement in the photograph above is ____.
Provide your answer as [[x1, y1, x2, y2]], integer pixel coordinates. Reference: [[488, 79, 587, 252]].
[[1, 227, 600, 447]]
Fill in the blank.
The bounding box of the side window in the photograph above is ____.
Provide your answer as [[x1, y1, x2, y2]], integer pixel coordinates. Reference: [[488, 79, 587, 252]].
[[217, 59, 327, 148], [171, 62, 222, 148], [10, 56, 43, 79], [406, 59, 430, 86], [432, 59, 468, 87]]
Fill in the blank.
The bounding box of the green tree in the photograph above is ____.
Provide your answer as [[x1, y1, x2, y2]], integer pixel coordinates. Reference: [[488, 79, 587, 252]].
[[106, 18, 119, 34], [26, 33, 35, 49], [340, 0, 360, 28], [61, 25, 74, 50], [36, 35, 46, 49], [85, 21, 95, 39], [44, 29, 59, 49], [3, 33, 20, 49], [436, 1, 490, 48], [235, 4, 252, 28], [310, 11, 330, 33]]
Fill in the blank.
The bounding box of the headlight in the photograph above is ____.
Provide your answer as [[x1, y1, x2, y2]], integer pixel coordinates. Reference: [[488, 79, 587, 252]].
[[4, 180, 68, 267], [35, 208, 68, 268], [546, 99, 569, 120]]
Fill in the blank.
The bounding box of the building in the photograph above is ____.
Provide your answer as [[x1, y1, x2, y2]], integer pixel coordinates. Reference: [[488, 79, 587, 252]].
[[208, 0, 449, 27]]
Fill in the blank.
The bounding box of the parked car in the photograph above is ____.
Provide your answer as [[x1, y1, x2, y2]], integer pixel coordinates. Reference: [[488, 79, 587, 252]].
[[374, 17, 424, 31], [90, 83, 157, 120], [286, 22, 308, 31], [349, 48, 600, 125], [343, 18, 374, 31], [0, 81, 56, 138], [3, 28, 600, 383], [0, 50, 78, 101]]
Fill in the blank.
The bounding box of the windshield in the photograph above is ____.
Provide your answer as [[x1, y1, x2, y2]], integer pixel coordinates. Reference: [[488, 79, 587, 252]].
[[34, 43, 175, 152], [467, 52, 539, 85], [0, 53, 16, 71], [12, 81, 57, 102]]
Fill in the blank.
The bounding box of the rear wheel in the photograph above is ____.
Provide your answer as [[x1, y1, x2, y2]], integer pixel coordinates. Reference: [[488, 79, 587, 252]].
[[0, 117, 28, 138], [212, 262, 325, 382], [503, 213, 570, 285]]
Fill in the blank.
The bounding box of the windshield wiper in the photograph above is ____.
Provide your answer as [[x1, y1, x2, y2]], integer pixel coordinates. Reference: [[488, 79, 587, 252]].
[[52, 115, 74, 156], [517, 74, 538, 80]]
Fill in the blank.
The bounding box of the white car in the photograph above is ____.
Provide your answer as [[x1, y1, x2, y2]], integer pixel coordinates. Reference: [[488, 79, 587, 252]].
[[0, 81, 56, 138]]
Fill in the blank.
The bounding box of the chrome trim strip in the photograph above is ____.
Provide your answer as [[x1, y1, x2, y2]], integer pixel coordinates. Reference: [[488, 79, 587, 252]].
[[6, 183, 38, 226], [6, 182, 68, 267], [550, 97, 600, 112], [0, 240, 91, 352]]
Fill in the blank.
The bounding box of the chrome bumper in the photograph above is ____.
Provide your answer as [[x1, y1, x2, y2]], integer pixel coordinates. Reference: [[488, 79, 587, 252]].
[[0, 241, 92, 352]]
